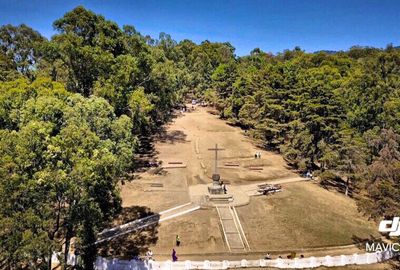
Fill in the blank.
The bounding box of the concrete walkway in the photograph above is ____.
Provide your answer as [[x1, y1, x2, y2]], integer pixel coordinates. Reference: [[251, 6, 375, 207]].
[[216, 206, 250, 252], [188, 176, 308, 207], [96, 202, 200, 244]]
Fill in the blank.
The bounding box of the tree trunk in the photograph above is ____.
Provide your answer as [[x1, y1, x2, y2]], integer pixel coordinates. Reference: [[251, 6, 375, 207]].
[[48, 248, 52, 270], [345, 178, 350, 196], [82, 223, 96, 270], [64, 224, 73, 270]]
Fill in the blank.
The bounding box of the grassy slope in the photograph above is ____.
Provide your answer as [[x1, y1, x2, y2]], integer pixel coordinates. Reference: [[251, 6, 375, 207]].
[[237, 181, 379, 251]]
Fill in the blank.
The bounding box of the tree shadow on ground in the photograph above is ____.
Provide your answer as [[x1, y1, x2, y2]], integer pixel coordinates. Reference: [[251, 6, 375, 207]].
[[351, 235, 384, 250], [319, 176, 354, 198], [128, 110, 189, 177], [131, 135, 160, 174], [129, 112, 185, 175], [98, 206, 160, 259], [157, 129, 187, 144], [114, 206, 157, 226]]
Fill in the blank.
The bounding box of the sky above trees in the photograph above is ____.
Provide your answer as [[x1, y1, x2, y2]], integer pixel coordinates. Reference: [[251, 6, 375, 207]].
[[0, 0, 399, 56]]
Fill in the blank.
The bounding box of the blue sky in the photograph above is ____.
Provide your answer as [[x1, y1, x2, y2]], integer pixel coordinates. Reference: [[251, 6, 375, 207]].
[[0, 0, 399, 56]]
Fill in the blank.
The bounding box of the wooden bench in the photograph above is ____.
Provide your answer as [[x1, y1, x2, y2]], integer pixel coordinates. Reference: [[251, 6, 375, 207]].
[[224, 162, 239, 167], [249, 167, 263, 171]]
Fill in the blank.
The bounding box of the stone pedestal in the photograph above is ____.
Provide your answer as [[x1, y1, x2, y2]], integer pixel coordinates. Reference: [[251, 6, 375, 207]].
[[208, 173, 224, 194]]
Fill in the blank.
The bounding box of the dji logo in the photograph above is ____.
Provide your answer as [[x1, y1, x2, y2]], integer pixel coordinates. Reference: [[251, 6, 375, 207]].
[[379, 217, 400, 236]]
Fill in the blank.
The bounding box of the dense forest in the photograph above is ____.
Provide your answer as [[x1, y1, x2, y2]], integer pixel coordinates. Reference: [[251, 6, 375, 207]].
[[0, 6, 399, 270]]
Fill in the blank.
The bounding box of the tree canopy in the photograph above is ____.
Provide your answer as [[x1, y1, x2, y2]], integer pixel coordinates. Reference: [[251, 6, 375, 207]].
[[1, 5, 400, 270]]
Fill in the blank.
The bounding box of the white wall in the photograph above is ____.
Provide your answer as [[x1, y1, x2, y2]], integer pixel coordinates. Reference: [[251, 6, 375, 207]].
[[90, 250, 395, 270]]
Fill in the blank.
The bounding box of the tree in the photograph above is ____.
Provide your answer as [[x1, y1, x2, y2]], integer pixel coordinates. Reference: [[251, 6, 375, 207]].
[[51, 6, 124, 96], [0, 24, 45, 79], [0, 51, 20, 81], [128, 87, 154, 134], [360, 129, 400, 219], [0, 78, 136, 269]]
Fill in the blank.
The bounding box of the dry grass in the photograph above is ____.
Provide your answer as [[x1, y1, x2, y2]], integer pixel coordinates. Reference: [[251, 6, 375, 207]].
[[237, 181, 379, 251], [149, 208, 226, 256], [117, 107, 381, 259]]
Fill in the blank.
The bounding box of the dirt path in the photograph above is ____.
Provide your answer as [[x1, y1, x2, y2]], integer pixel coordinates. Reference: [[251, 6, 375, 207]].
[[120, 105, 300, 209], [116, 106, 304, 255], [170, 106, 299, 186], [114, 105, 378, 261]]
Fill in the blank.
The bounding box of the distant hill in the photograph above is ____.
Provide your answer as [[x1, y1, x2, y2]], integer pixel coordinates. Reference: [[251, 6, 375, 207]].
[[314, 50, 340, 54], [314, 46, 400, 55]]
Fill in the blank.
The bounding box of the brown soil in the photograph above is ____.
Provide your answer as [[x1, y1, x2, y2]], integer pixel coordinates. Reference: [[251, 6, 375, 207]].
[[115, 106, 379, 261]]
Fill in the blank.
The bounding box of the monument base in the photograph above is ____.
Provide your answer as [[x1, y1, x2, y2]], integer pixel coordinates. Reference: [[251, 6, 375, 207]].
[[208, 173, 225, 194], [208, 184, 225, 194], [206, 194, 234, 204]]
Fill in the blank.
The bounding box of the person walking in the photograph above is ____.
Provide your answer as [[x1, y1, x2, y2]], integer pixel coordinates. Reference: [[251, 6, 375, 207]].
[[176, 235, 181, 246], [172, 249, 178, 262]]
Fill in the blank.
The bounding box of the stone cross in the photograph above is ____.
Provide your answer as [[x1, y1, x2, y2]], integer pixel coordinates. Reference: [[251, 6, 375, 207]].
[[208, 144, 225, 174]]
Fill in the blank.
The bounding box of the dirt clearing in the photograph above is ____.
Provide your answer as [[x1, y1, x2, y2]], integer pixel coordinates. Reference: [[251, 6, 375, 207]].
[[115, 106, 379, 261]]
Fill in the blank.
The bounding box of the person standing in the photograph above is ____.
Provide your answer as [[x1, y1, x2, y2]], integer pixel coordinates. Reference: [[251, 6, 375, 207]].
[[146, 249, 153, 260], [176, 235, 181, 246]]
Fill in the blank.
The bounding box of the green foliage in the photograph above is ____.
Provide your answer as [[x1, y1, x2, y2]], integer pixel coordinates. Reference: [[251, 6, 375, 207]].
[[0, 6, 193, 268], [0, 24, 45, 79], [203, 46, 400, 223], [0, 78, 136, 269], [1, 4, 400, 268], [359, 129, 400, 219], [128, 87, 154, 133]]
